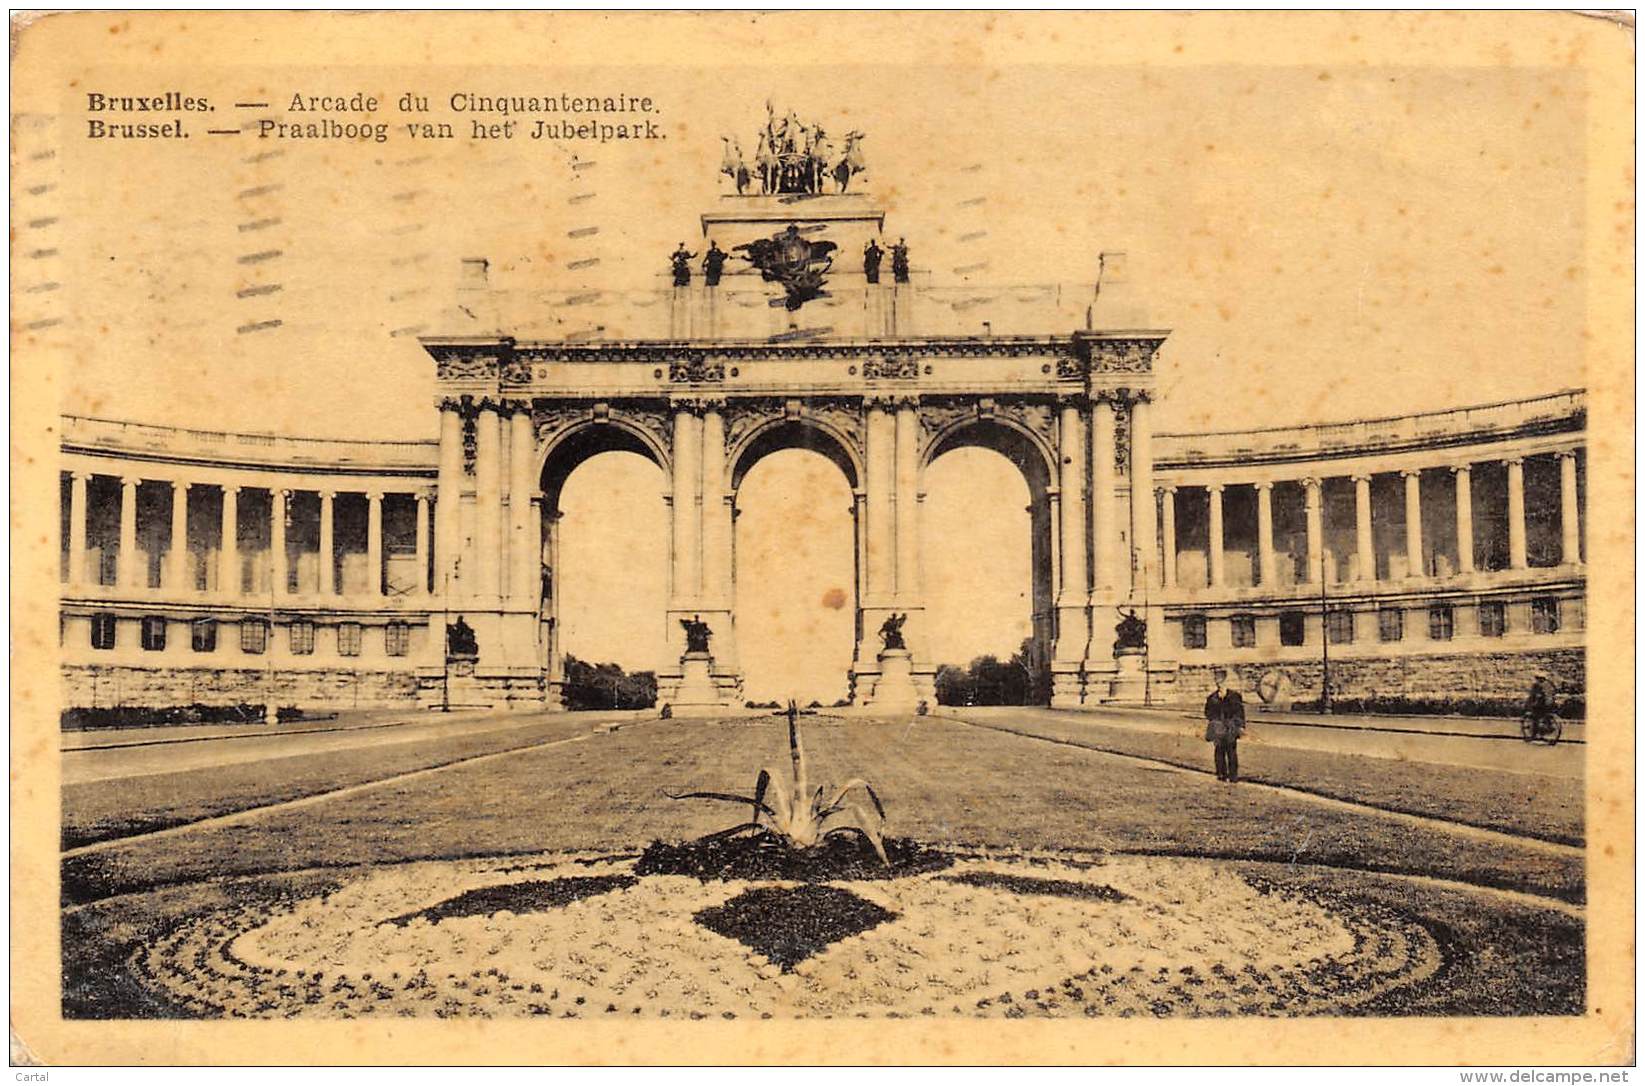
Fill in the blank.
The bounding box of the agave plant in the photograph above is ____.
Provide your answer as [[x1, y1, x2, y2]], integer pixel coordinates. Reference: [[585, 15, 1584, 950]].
[[669, 700, 889, 864]]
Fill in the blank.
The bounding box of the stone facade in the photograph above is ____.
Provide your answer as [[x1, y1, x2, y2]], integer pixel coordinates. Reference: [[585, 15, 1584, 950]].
[[1177, 648, 1584, 708], [53, 197, 1586, 715], [63, 664, 420, 712]]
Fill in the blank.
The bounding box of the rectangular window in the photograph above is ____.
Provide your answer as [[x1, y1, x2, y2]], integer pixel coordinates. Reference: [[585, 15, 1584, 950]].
[[1428, 605, 1454, 641], [1478, 601, 1506, 638], [140, 616, 167, 652], [1378, 608, 1404, 643], [1279, 611, 1306, 647], [289, 620, 315, 655], [1326, 610, 1355, 645], [191, 619, 217, 653], [1230, 615, 1257, 649], [241, 618, 268, 654], [337, 622, 362, 657], [90, 612, 117, 650], [1531, 597, 1561, 634], [385, 621, 410, 657], [1180, 614, 1207, 650]]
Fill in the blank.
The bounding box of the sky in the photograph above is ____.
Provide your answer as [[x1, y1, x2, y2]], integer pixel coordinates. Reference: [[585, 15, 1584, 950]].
[[31, 25, 1592, 691]]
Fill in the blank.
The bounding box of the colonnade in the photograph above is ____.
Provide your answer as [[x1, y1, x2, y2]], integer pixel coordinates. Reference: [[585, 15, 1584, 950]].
[[62, 470, 431, 600], [1156, 451, 1582, 591]]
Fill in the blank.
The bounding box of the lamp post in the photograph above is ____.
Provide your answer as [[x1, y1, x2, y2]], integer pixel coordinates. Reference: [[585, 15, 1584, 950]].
[[1319, 535, 1332, 715]]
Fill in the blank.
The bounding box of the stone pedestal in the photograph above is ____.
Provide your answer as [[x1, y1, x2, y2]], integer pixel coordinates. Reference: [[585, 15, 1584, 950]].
[[1108, 648, 1147, 705], [668, 650, 723, 718], [863, 647, 920, 713]]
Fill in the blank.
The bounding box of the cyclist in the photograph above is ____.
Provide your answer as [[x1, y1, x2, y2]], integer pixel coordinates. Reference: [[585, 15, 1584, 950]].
[[1524, 671, 1559, 740]]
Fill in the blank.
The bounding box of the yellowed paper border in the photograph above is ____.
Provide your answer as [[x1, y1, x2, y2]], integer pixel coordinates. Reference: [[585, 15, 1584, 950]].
[[9, 10, 1634, 1065]]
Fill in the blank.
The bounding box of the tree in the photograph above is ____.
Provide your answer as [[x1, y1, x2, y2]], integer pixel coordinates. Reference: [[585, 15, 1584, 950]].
[[561, 655, 658, 711], [933, 638, 1048, 706]]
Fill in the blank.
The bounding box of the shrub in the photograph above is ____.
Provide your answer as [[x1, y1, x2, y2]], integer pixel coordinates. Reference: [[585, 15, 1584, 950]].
[[560, 656, 657, 711]]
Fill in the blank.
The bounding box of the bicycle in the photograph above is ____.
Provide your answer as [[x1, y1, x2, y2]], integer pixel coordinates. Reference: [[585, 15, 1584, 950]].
[[1519, 711, 1563, 746]]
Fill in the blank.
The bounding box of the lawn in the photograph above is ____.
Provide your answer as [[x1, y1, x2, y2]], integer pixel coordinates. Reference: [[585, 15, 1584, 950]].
[[62, 715, 1584, 908], [62, 714, 594, 849], [948, 708, 1585, 846]]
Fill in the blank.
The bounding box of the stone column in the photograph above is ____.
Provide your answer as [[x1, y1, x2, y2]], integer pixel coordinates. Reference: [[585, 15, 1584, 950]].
[[864, 397, 896, 604], [220, 485, 240, 597], [701, 401, 732, 608], [271, 488, 289, 597], [895, 397, 923, 604], [1158, 486, 1177, 589], [414, 491, 431, 594], [1452, 465, 1474, 574], [118, 476, 140, 589], [852, 489, 868, 612], [545, 511, 563, 679], [366, 490, 384, 597], [167, 481, 191, 592], [670, 402, 702, 606], [509, 406, 539, 604], [67, 471, 88, 587], [1559, 451, 1581, 565], [435, 399, 464, 600], [1506, 457, 1528, 570], [474, 402, 504, 600], [1089, 398, 1118, 594], [317, 490, 335, 596], [700, 400, 737, 689], [1207, 484, 1225, 588], [1402, 469, 1424, 578], [1303, 477, 1323, 584], [1353, 474, 1374, 582], [1255, 482, 1276, 587], [1054, 396, 1087, 603], [1053, 400, 1086, 697], [1128, 395, 1155, 593]]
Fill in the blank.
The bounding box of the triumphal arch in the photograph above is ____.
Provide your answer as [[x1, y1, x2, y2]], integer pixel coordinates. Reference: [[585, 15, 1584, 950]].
[[420, 110, 1171, 712]]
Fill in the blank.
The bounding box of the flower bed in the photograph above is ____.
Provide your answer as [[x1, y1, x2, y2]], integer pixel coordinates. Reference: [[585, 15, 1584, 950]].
[[127, 849, 1451, 1019]]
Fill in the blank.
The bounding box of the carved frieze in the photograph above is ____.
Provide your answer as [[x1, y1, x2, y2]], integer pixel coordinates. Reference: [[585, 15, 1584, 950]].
[[804, 396, 865, 459], [533, 401, 592, 450], [862, 355, 920, 381], [619, 403, 674, 457], [724, 397, 784, 454], [1056, 357, 1087, 380], [916, 397, 979, 442], [1113, 405, 1132, 478], [996, 397, 1058, 456], [668, 360, 726, 383], [1088, 337, 1160, 374], [500, 356, 534, 384], [434, 350, 502, 382]]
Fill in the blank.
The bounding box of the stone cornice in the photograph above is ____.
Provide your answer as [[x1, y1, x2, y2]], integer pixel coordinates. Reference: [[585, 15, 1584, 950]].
[[422, 334, 1081, 371]]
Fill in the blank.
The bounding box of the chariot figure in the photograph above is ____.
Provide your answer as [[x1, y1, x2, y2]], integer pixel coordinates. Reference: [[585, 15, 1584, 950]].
[[719, 136, 751, 194], [835, 130, 866, 193]]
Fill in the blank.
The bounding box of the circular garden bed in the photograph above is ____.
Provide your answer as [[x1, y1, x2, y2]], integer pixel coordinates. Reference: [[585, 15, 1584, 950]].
[[122, 847, 1471, 1018]]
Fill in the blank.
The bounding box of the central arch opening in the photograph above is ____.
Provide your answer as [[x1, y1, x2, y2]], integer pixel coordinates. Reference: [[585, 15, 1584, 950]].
[[734, 447, 857, 706], [923, 420, 1053, 706], [544, 426, 668, 708]]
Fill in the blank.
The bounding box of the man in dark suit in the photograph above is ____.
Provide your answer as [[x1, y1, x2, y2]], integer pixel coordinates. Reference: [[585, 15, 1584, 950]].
[[1204, 669, 1246, 782]]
